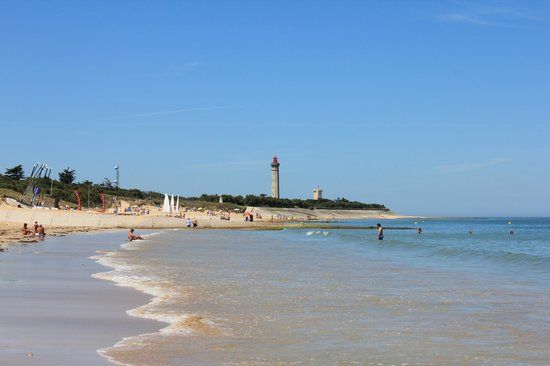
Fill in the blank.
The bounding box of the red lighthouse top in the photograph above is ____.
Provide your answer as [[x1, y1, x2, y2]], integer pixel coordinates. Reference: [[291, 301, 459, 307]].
[[272, 156, 279, 166]]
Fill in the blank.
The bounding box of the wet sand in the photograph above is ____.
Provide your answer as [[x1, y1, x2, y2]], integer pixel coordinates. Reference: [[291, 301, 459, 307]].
[[0, 231, 159, 365]]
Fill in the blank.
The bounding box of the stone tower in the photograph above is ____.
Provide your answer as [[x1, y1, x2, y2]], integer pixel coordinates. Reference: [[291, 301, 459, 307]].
[[271, 156, 280, 199], [313, 186, 323, 200]]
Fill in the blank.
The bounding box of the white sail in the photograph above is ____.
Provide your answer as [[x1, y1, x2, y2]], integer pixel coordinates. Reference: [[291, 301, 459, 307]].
[[175, 196, 180, 213], [162, 193, 171, 213], [170, 195, 175, 213]]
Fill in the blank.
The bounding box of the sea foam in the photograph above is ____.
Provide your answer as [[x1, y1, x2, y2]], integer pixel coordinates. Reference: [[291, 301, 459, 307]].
[[91, 234, 219, 364]]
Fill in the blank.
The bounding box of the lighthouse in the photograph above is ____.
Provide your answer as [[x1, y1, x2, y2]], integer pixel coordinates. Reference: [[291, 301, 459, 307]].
[[271, 156, 280, 199]]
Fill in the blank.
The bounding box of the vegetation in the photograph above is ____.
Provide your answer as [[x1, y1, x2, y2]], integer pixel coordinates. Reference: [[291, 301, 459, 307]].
[[58, 167, 76, 185], [0, 164, 388, 211], [191, 194, 387, 210], [4, 165, 25, 180]]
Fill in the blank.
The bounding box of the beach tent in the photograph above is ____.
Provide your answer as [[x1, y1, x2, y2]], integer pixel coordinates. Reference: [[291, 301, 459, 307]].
[[162, 193, 171, 213], [175, 196, 180, 213]]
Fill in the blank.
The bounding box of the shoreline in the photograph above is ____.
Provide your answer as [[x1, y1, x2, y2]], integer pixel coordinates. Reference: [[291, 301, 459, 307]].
[[0, 206, 417, 248], [0, 231, 161, 365], [2, 220, 547, 365], [91, 233, 194, 365]]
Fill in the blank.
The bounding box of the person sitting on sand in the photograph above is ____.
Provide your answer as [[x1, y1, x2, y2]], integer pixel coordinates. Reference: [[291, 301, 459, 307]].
[[376, 223, 384, 240], [127, 229, 143, 241], [22, 223, 32, 235], [37, 225, 46, 237]]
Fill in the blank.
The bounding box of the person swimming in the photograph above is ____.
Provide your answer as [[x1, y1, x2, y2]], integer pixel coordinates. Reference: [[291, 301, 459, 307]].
[[418, 227, 423, 234], [377, 223, 384, 240], [127, 229, 143, 241]]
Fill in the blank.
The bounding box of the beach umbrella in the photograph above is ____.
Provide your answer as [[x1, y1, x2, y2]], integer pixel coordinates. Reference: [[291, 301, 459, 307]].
[[162, 193, 171, 213]]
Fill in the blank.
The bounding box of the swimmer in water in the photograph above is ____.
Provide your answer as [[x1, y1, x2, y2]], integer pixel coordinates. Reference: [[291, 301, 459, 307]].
[[377, 223, 384, 240], [418, 228, 423, 234]]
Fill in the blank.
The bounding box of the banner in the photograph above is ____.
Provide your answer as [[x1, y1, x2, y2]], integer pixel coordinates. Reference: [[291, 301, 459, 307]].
[[100, 193, 106, 213], [74, 190, 82, 210]]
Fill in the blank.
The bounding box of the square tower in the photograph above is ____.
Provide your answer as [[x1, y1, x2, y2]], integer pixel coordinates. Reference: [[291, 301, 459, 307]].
[[313, 186, 323, 200]]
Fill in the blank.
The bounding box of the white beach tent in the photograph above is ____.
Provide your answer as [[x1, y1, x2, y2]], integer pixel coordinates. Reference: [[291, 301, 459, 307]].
[[162, 193, 171, 213], [175, 196, 180, 213]]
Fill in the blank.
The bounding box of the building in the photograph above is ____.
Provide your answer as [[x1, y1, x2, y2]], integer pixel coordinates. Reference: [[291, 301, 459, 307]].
[[313, 186, 323, 200], [271, 156, 280, 199]]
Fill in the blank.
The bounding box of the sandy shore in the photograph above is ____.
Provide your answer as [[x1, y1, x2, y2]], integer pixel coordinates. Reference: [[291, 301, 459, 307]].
[[0, 222, 99, 246], [0, 205, 410, 248], [0, 231, 160, 365]]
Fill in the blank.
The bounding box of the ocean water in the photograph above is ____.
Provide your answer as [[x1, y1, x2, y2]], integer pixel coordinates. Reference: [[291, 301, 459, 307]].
[[93, 218, 550, 365]]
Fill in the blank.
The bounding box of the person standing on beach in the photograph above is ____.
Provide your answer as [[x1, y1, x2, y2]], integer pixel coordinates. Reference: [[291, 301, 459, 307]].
[[377, 223, 384, 240]]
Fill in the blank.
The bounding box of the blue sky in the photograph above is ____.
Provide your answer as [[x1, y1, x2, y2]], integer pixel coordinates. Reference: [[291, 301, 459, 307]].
[[1, 1, 549, 216]]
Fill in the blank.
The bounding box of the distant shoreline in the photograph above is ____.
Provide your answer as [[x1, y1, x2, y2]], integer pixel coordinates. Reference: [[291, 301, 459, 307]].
[[0, 205, 419, 247]]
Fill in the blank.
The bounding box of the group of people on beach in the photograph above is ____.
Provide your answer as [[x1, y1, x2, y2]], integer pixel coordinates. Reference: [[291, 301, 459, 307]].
[[21, 222, 46, 237]]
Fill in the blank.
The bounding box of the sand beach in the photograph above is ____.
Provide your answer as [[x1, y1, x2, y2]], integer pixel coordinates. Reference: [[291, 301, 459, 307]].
[[0, 231, 161, 365], [1, 220, 547, 365], [0, 203, 406, 248]]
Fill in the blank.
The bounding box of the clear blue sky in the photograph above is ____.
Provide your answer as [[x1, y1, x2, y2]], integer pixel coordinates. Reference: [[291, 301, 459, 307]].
[[1, 1, 549, 216]]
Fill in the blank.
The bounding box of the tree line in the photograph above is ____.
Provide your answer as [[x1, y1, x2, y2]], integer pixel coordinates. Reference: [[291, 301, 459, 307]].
[[189, 194, 387, 210], [1, 164, 388, 211]]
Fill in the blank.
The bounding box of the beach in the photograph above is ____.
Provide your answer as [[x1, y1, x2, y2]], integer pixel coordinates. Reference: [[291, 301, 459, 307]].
[[1, 218, 548, 365], [0, 204, 405, 248], [0, 231, 160, 365]]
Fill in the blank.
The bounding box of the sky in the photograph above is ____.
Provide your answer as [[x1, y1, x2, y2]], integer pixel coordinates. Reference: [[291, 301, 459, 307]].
[[0, 0, 549, 216]]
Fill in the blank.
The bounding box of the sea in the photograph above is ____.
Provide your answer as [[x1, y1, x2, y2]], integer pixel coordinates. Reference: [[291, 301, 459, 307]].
[[93, 218, 550, 365]]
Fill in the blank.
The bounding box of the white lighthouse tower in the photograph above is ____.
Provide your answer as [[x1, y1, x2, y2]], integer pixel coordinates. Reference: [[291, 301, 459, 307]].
[[271, 156, 280, 199]]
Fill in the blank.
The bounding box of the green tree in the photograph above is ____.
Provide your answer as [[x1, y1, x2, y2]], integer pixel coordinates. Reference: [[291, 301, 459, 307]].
[[102, 178, 115, 190], [4, 164, 25, 180], [58, 167, 76, 185]]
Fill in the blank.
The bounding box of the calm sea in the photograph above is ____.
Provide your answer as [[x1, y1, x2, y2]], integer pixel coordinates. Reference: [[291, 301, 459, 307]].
[[93, 218, 550, 365]]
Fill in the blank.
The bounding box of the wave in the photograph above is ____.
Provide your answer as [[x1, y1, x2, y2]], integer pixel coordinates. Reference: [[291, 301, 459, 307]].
[[306, 231, 330, 236], [91, 236, 220, 365]]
